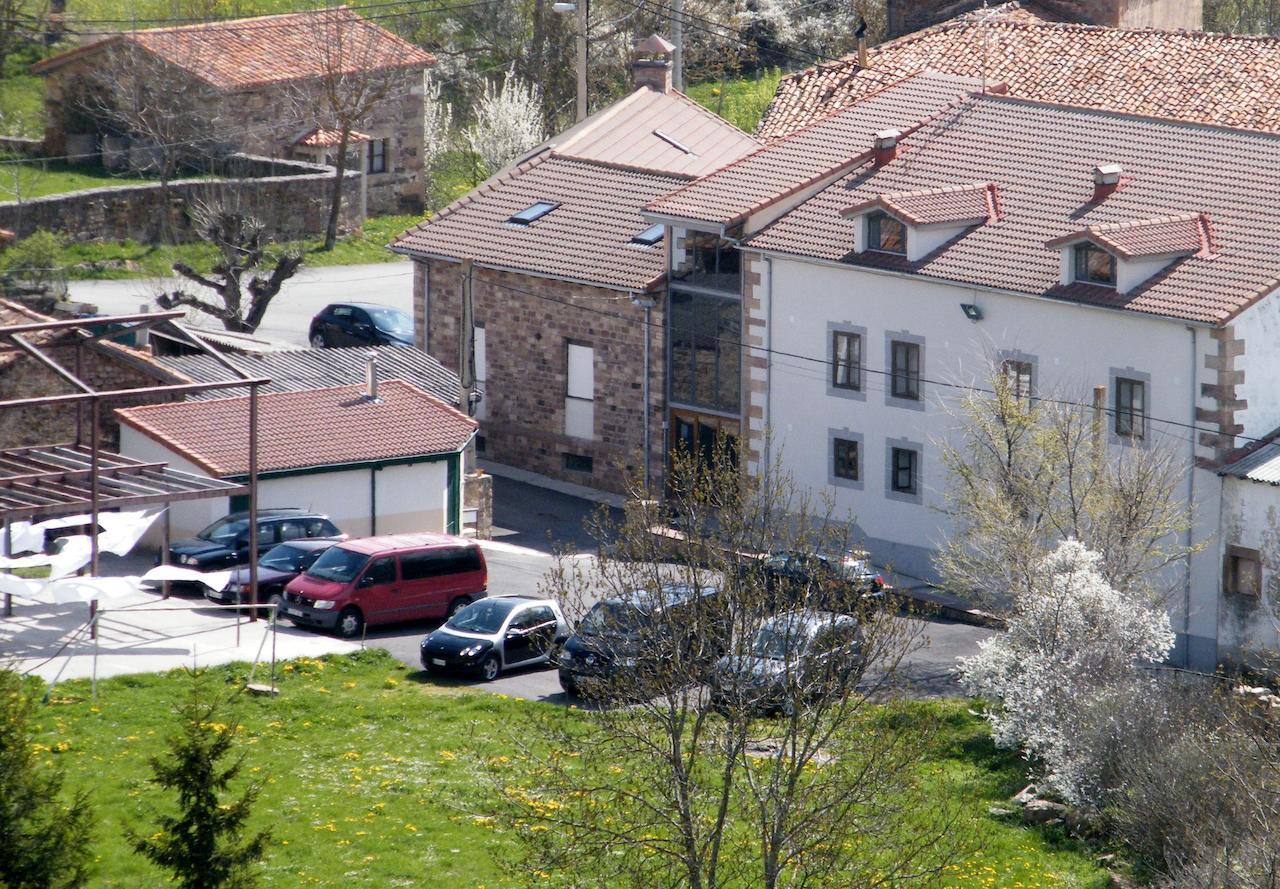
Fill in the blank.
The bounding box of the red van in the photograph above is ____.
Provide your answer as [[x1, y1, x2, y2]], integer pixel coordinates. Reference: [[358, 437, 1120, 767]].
[[281, 533, 488, 638]]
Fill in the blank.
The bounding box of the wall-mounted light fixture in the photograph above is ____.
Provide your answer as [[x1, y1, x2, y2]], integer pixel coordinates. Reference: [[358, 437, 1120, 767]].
[[960, 303, 983, 322]]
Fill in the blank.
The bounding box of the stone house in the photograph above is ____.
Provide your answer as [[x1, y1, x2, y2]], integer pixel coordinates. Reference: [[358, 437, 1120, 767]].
[[391, 43, 759, 494], [32, 7, 433, 215]]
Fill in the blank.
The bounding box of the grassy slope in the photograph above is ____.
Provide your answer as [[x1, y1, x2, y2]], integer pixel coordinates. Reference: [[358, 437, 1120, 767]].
[[26, 650, 1109, 888], [685, 69, 784, 135]]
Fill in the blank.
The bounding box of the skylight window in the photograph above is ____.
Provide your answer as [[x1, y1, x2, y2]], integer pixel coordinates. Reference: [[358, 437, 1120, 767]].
[[509, 201, 559, 225], [632, 224, 664, 246]]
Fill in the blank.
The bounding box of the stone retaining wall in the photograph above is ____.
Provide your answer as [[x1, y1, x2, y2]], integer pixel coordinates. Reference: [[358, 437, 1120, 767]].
[[0, 153, 363, 243]]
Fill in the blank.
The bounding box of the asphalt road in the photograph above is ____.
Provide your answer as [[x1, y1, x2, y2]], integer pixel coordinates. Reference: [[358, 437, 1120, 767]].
[[67, 261, 414, 347], [362, 476, 992, 702]]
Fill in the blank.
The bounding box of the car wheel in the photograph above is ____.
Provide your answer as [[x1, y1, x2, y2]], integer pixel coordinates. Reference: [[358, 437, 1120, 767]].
[[310, 332, 327, 348], [447, 596, 471, 618], [336, 607, 364, 639], [479, 654, 501, 682], [260, 592, 283, 621], [560, 677, 579, 698]]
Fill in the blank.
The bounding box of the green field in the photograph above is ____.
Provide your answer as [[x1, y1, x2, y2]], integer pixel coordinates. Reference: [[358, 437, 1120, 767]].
[[686, 69, 783, 134], [0, 159, 219, 201], [21, 650, 1112, 888]]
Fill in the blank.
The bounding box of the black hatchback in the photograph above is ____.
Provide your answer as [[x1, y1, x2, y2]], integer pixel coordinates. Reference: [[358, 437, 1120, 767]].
[[204, 537, 342, 615], [309, 302, 413, 348]]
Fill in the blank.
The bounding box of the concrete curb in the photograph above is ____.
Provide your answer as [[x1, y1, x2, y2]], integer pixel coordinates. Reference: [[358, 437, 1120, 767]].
[[888, 587, 1008, 630], [478, 459, 628, 509]]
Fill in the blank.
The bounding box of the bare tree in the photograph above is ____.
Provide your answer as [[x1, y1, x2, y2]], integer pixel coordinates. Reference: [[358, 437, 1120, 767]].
[[293, 9, 424, 251], [935, 362, 1199, 608], [155, 200, 302, 333], [485, 444, 964, 889]]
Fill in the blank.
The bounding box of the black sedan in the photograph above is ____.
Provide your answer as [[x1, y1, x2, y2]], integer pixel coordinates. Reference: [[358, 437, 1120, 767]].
[[744, 550, 885, 609], [421, 596, 569, 682], [204, 538, 341, 616], [309, 302, 413, 348]]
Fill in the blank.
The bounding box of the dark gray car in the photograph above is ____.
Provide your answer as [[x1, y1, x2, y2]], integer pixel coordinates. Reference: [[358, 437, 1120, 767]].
[[709, 610, 863, 715]]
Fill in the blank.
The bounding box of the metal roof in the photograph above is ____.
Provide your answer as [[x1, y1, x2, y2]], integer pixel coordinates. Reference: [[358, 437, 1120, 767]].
[[155, 345, 463, 406], [0, 444, 245, 521], [1220, 443, 1280, 485]]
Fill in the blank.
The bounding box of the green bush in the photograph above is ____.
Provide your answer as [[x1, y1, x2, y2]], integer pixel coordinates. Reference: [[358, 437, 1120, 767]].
[[2, 229, 64, 279]]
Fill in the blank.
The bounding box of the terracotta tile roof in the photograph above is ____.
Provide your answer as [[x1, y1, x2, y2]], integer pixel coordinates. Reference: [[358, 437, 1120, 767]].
[[115, 379, 476, 477], [744, 94, 1280, 325], [841, 182, 1001, 226], [391, 154, 687, 291], [552, 87, 761, 178], [296, 127, 372, 147], [645, 72, 981, 226], [1045, 213, 1216, 258], [759, 3, 1280, 141], [33, 7, 433, 91]]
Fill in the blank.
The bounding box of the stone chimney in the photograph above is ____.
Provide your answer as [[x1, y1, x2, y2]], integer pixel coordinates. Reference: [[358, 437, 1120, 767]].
[[365, 350, 379, 401], [633, 33, 675, 92], [886, 0, 1202, 40]]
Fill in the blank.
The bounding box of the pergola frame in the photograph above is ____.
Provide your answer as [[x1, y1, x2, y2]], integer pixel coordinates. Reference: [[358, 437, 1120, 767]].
[[0, 309, 269, 627]]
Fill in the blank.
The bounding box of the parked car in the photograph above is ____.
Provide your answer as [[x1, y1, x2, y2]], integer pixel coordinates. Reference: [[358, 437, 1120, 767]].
[[708, 610, 864, 715], [282, 532, 487, 638], [204, 537, 341, 615], [308, 302, 413, 348], [420, 595, 569, 681], [743, 550, 884, 609], [150, 508, 344, 595], [558, 582, 728, 699]]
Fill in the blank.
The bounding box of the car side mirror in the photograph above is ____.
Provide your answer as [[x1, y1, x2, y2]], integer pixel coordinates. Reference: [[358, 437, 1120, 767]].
[[358, 573, 378, 588]]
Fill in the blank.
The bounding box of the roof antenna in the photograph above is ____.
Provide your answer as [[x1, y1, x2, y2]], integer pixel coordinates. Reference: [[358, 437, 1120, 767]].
[[856, 16, 868, 67], [980, 0, 990, 95]]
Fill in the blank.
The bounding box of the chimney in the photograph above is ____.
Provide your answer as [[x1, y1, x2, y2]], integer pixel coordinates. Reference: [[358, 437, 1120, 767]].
[[1092, 162, 1124, 201], [633, 33, 675, 92], [365, 350, 379, 401], [873, 129, 901, 166], [857, 36, 868, 67]]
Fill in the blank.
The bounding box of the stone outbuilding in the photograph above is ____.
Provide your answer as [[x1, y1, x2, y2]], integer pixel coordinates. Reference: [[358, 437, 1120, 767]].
[[32, 6, 434, 214]]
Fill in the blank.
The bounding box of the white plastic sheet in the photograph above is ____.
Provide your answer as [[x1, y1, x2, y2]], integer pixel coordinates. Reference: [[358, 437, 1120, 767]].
[[140, 565, 232, 593]]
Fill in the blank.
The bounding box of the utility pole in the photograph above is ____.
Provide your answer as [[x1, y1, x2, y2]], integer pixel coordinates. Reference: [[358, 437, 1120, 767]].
[[554, 1, 590, 121], [671, 0, 683, 92], [460, 259, 476, 415]]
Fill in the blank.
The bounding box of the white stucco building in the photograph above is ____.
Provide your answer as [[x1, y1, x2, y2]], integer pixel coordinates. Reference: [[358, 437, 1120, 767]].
[[116, 378, 477, 543], [643, 72, 1280, 670]]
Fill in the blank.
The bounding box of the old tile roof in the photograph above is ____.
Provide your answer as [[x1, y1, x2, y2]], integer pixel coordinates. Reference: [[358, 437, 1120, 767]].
[[552, 87, 762, 178], [392, 154, 687, 291], [743, 94, 1280, 326], [116, 379, 476, 477], [645, 72, 982, 227], [841, 182, 1001, 226], [759, 2, 1280, 140], [296, 127, 372, 147], [1045, 213, 1216, 258], [154, 345, 462, 405], [33, 7, 433, 91]]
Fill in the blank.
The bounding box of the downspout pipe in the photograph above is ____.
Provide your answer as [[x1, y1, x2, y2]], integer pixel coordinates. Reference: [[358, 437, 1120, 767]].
[[1185, 325, 1198, 668]]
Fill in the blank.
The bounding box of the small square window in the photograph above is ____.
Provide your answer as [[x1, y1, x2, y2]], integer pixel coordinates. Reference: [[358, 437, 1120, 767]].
[[1002, 359, 1033, 401], [632, 224, 664, 246], [832, 331, 861, 391], [867, 211, 906, 255], [833, 438, 859, 481], [890, 447, 917, 495], [1224, 545, 1262, 598], [890, 341, 920, 400], [1115, 377, 1145, 439], [509, 202, 559, 225], [1074, 242, 1116, 286]]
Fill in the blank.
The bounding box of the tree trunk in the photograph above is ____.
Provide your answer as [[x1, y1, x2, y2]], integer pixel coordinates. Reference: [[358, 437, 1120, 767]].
[[323, 130, 351, 251]]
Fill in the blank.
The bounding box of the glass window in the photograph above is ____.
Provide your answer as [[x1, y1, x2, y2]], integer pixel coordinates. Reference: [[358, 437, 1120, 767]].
[[367, 138, 388, 174], [890, 341, 920, 400], [891, 447, 917, 495], [1074, 243, 1116, 285], [509, 201, 559, 225], [306, 547, 369, 583], [1115, 377, 1146, 438], [632, 224, 664, 245], [303, 518, 339, 538], [669, 290, 740, 413], [1002, 359, 1033, 401], [832, 331, 861, 390], [362, 556, 396, 586], [277, 520, 308, 542], [677, 231, 740, 292], [868, 212, 906, 254], [833, 438, 859, 481]]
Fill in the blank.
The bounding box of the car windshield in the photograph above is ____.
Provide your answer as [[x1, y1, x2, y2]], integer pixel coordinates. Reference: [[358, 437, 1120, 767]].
[[446, 599, 518, 634], [839, 558, 870, 578], [304, 547, 368, 583], [750, 623, 809, 660], [577, 602, 644, 638], [198, 516, 248, 546], [259, 544, 309, 572], [368, 308, 412, 335]]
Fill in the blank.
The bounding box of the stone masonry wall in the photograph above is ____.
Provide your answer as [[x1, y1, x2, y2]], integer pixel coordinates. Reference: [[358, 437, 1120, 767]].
[[0, 155, 362, 243], [421, 259, 665, 495]]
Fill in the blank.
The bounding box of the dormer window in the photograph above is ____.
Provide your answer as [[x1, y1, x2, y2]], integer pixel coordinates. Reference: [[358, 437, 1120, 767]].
[[867, 211, 906, 255], [1073, 242, 1115, 286]]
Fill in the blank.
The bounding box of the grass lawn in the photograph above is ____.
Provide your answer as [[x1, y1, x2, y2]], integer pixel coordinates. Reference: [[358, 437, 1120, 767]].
[[58, 213, 422, 279], [0, 160, 215, 201], [24, 649, 1112, 888], [0, 74, 43, 138], [686, 69, 784, 134]]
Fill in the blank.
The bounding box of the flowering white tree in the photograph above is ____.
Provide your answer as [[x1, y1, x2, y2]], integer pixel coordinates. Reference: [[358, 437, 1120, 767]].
[[960, 540, 1175, 806], [421, 74, 453, 209], [463, 67, 545, 176]]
